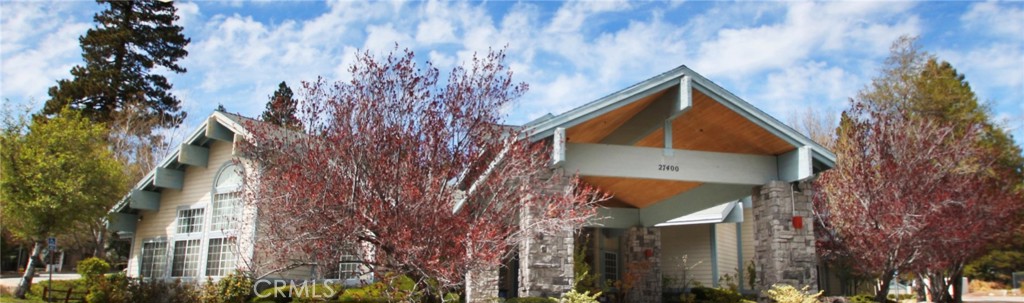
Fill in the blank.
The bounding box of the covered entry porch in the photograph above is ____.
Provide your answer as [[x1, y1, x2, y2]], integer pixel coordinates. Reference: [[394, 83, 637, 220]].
[[512, 65, 835, 302]]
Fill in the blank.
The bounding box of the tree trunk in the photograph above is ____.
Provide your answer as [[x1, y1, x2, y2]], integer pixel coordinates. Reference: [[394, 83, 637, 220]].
[[92, 223, 106, 259], [950, 271, 963, 303], [875, 270, 896, 303], [13, 242, 43, 299], [915, 277, 928, 302], [926, 272, 956, 303]]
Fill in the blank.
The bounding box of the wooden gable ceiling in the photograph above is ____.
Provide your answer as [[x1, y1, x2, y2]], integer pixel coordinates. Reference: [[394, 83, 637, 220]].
[[635, 90, 795, 155], [562, 86, 795, 209]]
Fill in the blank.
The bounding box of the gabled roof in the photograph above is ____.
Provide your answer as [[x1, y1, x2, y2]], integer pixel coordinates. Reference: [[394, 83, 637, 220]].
[[111, 111, 255, 213], [524, 65, 836, 167]]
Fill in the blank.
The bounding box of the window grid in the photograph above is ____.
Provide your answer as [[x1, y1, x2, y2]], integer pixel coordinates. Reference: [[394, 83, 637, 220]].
[[171, 239, 202, 277], [603, 251, 618, 282], [206, 238, 236, 276], [140, 242, 168, 279], [339, 254, 361, 280], [210, 192, 240, 231], [176, 208, 205, 234]]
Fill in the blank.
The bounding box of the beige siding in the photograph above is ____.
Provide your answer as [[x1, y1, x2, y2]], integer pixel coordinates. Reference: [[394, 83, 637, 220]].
[[715, 223, 739, 287], [741, 207, 755, 278], [127, 141, 236, 278], [661, 224, 713, 289]]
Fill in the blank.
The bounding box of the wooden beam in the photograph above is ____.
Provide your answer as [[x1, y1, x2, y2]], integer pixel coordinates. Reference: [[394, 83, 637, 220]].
[[586, 207, 641, 228], [552, 127, 566, 167], [107, 213, 138, 233], [154, 167, 184, 190], [564, 143, 778, 185], [600, 90, 674, 145], [638, 183, 752, 226], [778, 146, 812, 182], [178, 144, 209, 168], [206, 118, 234, 142], [129, 189, 161, 211]]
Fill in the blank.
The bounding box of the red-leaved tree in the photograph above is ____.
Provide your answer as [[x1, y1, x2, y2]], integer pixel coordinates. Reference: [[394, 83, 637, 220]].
[[236, 48, 604, 300], [814, 101, 1021, 303]]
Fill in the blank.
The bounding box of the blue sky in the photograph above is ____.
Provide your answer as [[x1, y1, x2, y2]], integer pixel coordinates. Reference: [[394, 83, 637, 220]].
[[2, 1, 1022, 146]]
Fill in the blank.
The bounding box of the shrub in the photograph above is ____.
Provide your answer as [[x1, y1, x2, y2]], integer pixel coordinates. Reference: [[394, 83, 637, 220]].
[[77, 257, 110, 283], [337, 275, 416, 302], [28, 279, 86, 301], [200, 272, 255, 303], [252, 281, 343, 303], [691, 286, 742, 303], [763, 284, 822, 303], [848, 294, 894, 303], [969, 279, 1007, 292], [552, 288, 601, 303]]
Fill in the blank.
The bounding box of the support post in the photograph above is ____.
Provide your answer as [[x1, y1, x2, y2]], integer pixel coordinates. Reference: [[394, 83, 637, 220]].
[[752, 180, 818, 293]]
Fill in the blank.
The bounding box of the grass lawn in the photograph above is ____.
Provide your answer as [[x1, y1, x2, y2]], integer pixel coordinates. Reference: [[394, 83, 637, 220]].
[[0, 294, 44, 302]]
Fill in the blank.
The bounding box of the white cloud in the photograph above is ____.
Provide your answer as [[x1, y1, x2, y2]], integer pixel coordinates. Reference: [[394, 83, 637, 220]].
[[692, 1, 920, 79], [961, 1, 1024, 39], [0, 2, 93, 106]]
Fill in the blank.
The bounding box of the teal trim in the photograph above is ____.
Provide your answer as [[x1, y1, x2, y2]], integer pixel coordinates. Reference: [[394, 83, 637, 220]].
[[736, 222, 744, 291], [178, 144, 210, 168], [154, 167, 184, 190], [206, 118, 234, 142], [710, 225, 719, 288], [108, 213, 138, 233], [129, 189, 161, 211]]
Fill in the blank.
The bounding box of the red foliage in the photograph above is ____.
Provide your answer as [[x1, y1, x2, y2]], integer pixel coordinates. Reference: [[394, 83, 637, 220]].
[[814, 101, 1022, 302], [236, 47, 604, 295]]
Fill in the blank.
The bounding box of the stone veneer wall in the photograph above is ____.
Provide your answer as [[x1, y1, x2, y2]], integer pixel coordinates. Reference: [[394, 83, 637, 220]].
[[466, 266, 499, 303], [518, 173, 575, 298], [752, 180, 818, 292], [623, 226, 662, 303]]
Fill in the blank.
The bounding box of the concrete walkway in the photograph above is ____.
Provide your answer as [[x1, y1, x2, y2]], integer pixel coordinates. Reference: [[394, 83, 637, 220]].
[[0, 273, 80, 288], [963, 293, 1024, 303]]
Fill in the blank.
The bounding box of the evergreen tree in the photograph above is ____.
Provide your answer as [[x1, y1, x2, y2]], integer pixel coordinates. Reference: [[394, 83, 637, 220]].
[[261, 81, 302, 130], [43, 0, 190, 131]]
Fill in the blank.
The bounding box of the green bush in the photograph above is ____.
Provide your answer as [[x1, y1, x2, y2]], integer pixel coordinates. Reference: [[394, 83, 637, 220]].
[[201, 272, 255, 303], [763, 284, 822, 303], [77, 257, 110, 283], [28, 279, 86, 301], [551, 288, 601, 303], [338, 275, 416, 302], [849, 294, 896, 303], [690, 286, 742, 303], [505, 297, 557, 303]]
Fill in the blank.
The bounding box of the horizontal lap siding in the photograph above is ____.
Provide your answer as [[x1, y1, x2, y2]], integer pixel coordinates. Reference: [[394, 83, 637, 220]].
[[741, 208, 754, 276], [716, 223, 739, 286], [127, 141, 234, 277], [661, 224, 713, 288]]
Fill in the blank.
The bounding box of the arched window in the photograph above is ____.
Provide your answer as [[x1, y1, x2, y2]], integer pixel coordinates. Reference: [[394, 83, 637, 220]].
[[210, 163, 242, 232]]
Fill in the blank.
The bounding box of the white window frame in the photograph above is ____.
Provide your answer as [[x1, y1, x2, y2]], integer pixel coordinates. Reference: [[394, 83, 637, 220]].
[[139, 237, 169, 280], [171, 205, 206, 279], [205, 237, 237, 277], [210, 163, 243, 233]]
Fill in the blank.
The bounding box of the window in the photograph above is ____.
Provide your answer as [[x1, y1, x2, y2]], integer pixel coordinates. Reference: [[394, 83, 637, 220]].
[[603, 251, 618, 282], [140, 241, 168, 279], [176, 208, 205, 234], [171, 239, 202, 277], [211, 164, 242, 231], [206, 238, 236, 276], [210, 192, 239, 231], [339, 254, 361, 280]]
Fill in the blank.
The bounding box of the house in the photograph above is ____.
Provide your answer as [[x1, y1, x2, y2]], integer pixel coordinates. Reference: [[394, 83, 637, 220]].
[[108, 65, 834, 302]]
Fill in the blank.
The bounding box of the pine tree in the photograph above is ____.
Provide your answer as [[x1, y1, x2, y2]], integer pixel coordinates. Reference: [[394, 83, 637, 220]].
[[261, 81, 302, 130], [43, 0, 190, 131]]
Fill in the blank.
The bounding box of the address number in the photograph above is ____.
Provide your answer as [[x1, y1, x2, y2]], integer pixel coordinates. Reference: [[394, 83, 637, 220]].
[[658, 164, 680, 172]]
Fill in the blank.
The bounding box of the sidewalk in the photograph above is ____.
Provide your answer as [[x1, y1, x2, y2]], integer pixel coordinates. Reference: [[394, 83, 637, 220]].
[[0, 273, 80, 288], [963, 293, 1024, 303]]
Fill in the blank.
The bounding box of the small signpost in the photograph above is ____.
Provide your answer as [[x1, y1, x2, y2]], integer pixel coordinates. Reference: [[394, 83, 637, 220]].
[[47, 237, 56, 295]]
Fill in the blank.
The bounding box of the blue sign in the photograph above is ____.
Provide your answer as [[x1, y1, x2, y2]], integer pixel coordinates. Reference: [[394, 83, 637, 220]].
[[47, 237, 56, 251]]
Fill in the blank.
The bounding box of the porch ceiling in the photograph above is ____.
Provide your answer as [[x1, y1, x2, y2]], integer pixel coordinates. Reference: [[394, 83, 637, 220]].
[[583, 176, 701, 208], [564, 85, 794, 212]]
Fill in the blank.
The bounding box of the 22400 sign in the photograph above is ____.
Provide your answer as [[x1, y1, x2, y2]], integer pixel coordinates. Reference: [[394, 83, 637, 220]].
[[658, 164, 680, 172]]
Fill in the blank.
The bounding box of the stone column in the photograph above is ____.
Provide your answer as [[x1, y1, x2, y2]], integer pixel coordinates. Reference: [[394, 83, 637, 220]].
[[752, 180, 818, 292], [622, 226, 662, 303], [518, 223, 574, 298], [466, 266, 499, 303]]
